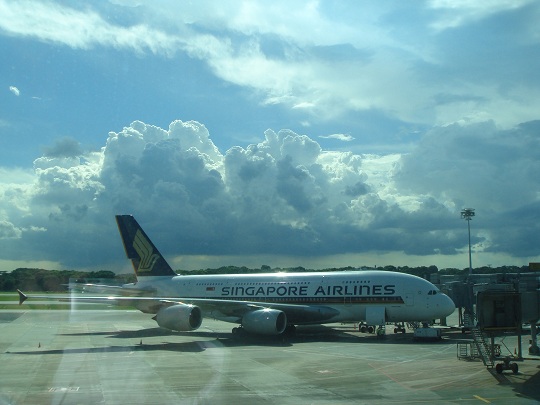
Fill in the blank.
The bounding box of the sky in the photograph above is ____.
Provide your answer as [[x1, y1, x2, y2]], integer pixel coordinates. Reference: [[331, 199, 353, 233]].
[[1, 0, 540, 273]]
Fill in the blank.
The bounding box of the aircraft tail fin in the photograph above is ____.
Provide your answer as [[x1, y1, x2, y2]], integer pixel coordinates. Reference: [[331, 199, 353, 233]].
[[115, 215, 177, 278]]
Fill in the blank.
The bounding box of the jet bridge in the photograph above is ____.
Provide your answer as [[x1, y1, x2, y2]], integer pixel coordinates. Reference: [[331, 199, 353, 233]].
[[521, 291, 540, 355], [475, 291, 526, 372]]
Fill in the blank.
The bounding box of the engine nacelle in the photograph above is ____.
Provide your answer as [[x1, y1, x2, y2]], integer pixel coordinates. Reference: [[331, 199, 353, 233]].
[[153, 304, 202, 331], [242, 309, 287, 335]]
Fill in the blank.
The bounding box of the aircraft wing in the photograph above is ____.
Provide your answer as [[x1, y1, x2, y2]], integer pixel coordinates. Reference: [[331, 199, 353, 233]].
[[179, 297, 340, 324], [17, 290, 339, 323], [71, 283, 155, 296]]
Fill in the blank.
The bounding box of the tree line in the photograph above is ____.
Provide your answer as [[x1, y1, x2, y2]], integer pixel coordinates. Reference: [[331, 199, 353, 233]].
[[0, 264, 533, 292], [0, 268, 135, 292]]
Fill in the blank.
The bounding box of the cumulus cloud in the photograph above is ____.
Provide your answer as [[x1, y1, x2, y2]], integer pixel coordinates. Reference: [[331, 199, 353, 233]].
[[396, 120, 540, 256], [9, 86, 20, 96], [0, 118, 539, 269], [319, 134, 355, 142], [43, 137, 82, 158], [0, 221, 22, 239]]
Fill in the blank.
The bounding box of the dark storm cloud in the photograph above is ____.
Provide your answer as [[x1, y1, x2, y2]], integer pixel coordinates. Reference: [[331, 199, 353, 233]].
[[2, 118, 540, 267], [43, 137, 83, 158], [396, 120, 540, 258]]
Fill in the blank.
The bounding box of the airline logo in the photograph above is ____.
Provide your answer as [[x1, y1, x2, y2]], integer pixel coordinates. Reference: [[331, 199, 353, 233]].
[[221, 284, 396, 297], [133, 229, 159, 274]]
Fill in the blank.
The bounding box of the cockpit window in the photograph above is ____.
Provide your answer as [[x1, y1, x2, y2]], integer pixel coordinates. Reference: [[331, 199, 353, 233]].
[[427, 290, 438, 295]]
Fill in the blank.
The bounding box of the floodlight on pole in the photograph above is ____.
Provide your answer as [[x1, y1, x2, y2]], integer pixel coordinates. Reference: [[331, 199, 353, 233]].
[[461, 208, 475, 276]]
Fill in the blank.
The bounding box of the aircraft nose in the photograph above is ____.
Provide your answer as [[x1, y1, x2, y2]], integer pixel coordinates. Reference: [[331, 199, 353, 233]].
[[441, 294, 455, 317]]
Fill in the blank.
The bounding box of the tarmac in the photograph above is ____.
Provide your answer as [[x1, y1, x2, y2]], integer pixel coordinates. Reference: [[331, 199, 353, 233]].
[[1, 309, 540, 404]]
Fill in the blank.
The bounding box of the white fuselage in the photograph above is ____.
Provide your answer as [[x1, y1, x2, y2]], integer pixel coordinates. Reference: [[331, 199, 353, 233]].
[[131, 270, 455, 325]]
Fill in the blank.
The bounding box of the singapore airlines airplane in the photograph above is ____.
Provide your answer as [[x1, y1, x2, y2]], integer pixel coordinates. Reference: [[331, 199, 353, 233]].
[[19, 215, 455, 336]]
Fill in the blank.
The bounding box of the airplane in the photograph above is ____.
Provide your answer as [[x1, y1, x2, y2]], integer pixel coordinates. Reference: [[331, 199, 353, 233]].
[[18, 215, 455, 337]]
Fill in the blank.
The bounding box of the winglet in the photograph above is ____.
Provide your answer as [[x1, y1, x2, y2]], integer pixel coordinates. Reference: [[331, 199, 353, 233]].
[[17, 289, 28, 305]]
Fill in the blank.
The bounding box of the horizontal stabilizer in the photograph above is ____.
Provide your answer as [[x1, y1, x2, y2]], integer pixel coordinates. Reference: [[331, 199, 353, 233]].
[[17, 289, 28, 305]]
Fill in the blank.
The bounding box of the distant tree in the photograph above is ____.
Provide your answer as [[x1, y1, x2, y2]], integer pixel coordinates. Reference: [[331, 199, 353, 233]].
[[0, 274, 15, 291], [40, 273, 61, 291], [89, 270, 116, 279], [2, 264, 536, 292], [439, 268, 462, 276]]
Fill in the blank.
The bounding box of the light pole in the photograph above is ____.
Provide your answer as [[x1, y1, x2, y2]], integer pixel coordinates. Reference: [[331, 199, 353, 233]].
[[461, 208, 476, 325], [461, 208, 475, 276]]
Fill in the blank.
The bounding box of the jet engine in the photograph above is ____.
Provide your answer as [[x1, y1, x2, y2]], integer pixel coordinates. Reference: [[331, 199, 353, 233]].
[[153, 304, 203, 331], [242, 309, 287, 335]]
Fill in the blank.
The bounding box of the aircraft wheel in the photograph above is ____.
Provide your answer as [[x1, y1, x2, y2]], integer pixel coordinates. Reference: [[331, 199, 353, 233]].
[[360, 325, 366, 333], [367, 326, 374, 334], [394, 328, 398, 334], [511, 363, 519, 374], [495, 363, 503, 374]]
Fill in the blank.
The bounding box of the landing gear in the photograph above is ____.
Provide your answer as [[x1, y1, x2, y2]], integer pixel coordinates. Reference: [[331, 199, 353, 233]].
[[393, 323, 406, 334], [495, 357, 519, 374], [358, 323, 375, 334], [231, 325, 296, 339]]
